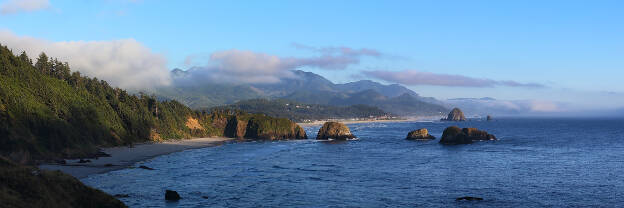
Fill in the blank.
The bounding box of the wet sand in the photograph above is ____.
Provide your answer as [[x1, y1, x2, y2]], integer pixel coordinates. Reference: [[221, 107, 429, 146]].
[[39, 137, 233, 179]]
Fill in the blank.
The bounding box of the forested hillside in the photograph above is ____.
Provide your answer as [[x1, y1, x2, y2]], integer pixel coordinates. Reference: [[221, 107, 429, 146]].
[[214, 99, 391, 122], [0, 44, 304, 164]]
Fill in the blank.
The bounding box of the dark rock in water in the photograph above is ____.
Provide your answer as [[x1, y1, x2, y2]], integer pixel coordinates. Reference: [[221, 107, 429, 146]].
[[440, 126, 497, 144], [486, 115, 493, 121], [442, 108, 466, 121], [77, 159, 91, 163], [56, 159, 66, 164], [316, 122, 356, 140], [114, 194, 130, 198], [138, 165, 155, 170], [405, 128, 435, 140], [463, 128, 497, 141], [201, 196, 210, 199], [456, 196, 483, 201], [104, 163, 114, 167], [165, 190, 181, 201]]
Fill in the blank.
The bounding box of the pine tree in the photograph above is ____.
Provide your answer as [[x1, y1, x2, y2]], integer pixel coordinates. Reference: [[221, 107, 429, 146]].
[[35, 52, 50, 75]]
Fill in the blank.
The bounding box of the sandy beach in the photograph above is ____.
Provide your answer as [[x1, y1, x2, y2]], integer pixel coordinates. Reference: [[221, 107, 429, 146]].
[[297, 116, 442, 127], [39, 137, 233, 179]]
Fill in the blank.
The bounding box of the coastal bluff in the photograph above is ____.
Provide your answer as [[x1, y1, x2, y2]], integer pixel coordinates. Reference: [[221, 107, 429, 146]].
[[441, 108, 466, 121], [405, 128, 435, 140], [439, 126, 497, 144], [316, 122, 357, 140], [225, 114, 307, 140]]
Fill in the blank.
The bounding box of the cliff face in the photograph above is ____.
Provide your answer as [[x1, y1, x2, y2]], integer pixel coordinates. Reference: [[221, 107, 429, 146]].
[[316, 122, 356, 140], [443, 108, 466, 121], [224, 114, 307, 140], [0, 157, 126, 207]]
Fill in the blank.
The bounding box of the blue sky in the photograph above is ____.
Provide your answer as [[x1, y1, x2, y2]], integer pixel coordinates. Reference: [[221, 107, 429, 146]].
[[1, 0, 623, 111]]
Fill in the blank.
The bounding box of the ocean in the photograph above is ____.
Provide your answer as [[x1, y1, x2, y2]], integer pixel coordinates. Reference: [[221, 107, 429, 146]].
[[83, 118, 624, 207]]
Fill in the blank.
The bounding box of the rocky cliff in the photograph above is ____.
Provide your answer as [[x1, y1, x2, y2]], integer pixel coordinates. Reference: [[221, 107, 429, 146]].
[[316, 122, 356, 140], [225, 114, 307, 140]]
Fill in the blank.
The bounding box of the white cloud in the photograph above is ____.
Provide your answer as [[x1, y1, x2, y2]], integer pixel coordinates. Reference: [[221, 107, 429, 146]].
[[363, 69, 545, 88], [183, 50, 296, 84], [182, 45, 383, 84], [0, 0, 49, 15], [0, 30, 171, 89]]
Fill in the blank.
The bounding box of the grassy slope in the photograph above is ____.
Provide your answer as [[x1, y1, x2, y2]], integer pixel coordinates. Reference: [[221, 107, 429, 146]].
[[0, 157, 127, 208]]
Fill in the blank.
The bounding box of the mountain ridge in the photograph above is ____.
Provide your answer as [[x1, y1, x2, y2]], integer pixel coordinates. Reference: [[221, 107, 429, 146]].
[[155, 69, 449, 116]]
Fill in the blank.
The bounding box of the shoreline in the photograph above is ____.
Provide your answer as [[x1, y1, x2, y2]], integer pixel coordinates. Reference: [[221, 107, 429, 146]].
[[39, 137, 234, 179], [297, 116, 443, 127]]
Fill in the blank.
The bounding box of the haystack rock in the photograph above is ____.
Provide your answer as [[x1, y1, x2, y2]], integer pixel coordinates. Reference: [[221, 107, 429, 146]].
[[316, 122, 356, 140], [442, 108, 466, 121], [405, 128, 435, 140], [439, 126, 497, 144], [486, 115, 493, 121]]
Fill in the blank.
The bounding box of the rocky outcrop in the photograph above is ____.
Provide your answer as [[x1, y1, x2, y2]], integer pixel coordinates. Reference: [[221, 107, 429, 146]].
[[316, 122, 356, 140], [165, 190, 181, 201], [486, 115, 493, 121], [405, 128, 435, 140], [439, 126, 497, 144], [225, 115, 307, 140], [0, 157, 127, 207], [442, 108, 466, 121]]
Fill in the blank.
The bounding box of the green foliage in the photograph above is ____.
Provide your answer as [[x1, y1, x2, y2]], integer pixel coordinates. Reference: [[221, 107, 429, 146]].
[[0, 45, 228, 162], [213, 98, 390, 122]]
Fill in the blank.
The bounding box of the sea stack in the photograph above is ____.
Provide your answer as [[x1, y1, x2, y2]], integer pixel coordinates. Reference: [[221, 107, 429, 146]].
[[442, 108, 466, 121], [439, 126, 497, 144], [486, 115, 493, 121], [316, 122, 356, 140], [405, 128, 435, 140]]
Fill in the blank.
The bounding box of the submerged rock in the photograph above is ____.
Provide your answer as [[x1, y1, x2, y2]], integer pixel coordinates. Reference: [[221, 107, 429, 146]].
[[456, 196, 483, 201], [165, 190, 181, 201], [316, 122, 356, 140], [138, 165, 154, 170], [442, 108, 466, 121], [440, 126, 497, 144], [405, 128, 435, 140]]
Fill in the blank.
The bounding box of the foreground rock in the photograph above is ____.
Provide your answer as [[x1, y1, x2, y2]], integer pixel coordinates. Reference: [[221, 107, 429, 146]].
[[442, 108, 466, 121], [405, 128, 435, 140], [316, 122, 356, 140], [0, 157, 126, 207], [165, 190, 181, 201], [439, 126, 497, 144]]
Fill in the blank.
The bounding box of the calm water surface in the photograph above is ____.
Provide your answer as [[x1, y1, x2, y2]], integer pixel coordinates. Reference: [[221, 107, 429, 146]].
[[83, 118, 624, 207]]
